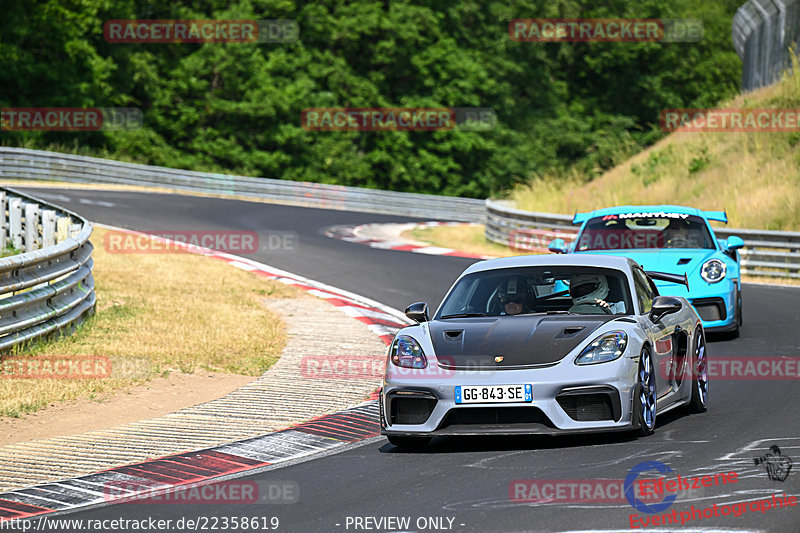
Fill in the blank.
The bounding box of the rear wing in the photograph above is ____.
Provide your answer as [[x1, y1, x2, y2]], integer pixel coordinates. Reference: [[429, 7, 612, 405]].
[[572, 212, 592, 225], [703, 210, 728, 223], [574, 209, 728, 224], [646, 271, 690, 291]]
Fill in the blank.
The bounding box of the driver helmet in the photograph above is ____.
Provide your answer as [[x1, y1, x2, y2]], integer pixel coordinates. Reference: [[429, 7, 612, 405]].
[[570, 274, 609, 305], [497, 276, 531, 307], [666, 218, 690, 231]]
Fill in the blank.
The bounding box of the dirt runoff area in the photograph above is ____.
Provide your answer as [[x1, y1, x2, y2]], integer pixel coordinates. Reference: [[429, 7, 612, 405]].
[[0, 371, 255, 446]]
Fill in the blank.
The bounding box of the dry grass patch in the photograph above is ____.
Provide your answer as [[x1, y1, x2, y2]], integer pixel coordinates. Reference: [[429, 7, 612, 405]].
[[510, 61, 800, 231], [403, 224, 518, 258], [0, 226, 305, 418]]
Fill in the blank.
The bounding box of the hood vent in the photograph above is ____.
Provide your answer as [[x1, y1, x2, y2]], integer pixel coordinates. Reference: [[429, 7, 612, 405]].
[[557, 326, 585, 338], [677, 258, 691, 265], [443, 330, 463, 341]]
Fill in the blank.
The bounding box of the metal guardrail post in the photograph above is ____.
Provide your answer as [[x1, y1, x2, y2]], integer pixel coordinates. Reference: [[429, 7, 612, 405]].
[[0, 187, 95, 351], [0, 192, 5, 250], [42, 210, 56, 248], [24, 202, 39, 252], [9, 198, 22, 251]]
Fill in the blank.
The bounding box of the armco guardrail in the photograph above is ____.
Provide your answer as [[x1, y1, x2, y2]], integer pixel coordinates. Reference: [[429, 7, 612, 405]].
[[0, 147, 484, 223], [733, 0, 800, 91], [0, 187, 95, 350], [486, 198, 800, 279]]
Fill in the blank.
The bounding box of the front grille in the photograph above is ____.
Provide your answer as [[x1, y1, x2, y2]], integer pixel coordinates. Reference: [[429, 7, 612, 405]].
[[557, 393, 615, 421], [438, 407, 554, 429], [691, 298, 726, 322], [390, 397, 436, 425]]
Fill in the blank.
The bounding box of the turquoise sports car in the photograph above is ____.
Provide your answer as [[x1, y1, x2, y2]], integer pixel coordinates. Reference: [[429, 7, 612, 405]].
[[548, 205, 744, 336]]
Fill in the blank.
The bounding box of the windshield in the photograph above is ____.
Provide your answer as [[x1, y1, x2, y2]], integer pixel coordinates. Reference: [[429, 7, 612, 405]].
[[437, 266, 632, 318], [576, 213, 715, 251]]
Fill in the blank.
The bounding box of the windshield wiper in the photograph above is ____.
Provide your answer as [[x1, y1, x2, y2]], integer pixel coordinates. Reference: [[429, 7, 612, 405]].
[[440, 313, 487, 319], [546, 310, 575, 315]]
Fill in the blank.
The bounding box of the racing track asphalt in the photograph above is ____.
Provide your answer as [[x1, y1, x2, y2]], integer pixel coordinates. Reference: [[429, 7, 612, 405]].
[[17, 188, 800, 533]]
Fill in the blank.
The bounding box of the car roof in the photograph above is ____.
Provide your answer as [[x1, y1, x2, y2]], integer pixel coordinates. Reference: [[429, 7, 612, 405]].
[[572, 205, 727, 224], [461, 254, 637, 276]]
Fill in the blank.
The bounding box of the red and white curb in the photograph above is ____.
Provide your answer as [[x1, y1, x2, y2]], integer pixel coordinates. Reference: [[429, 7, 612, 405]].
[[102, 225, 411, 346], [0, 226, 411, 523], [324, 221, 493, 259]]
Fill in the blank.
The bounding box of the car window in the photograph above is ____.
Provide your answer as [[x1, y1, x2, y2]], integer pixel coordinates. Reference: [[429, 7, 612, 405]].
[[633, 268, 655, 314], [437, 266, 633, 318], [576, 213, 715, 250]]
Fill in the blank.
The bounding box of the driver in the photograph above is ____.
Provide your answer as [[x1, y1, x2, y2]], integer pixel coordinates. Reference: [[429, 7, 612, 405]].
[[497, 276, 532, 315], [568, 274, 624, 314], [664, 218, 697, 248]]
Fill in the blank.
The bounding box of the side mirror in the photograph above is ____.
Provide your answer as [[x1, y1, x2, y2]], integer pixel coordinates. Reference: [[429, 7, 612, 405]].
[[405, 302, 429, 323], [548, 238, 567, 254], [649, 296, 682, 322], [726, 236, 744, 251]]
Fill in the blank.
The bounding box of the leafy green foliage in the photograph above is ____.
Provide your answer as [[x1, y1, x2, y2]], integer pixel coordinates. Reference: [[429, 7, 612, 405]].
[[0, 0, 743, 197]]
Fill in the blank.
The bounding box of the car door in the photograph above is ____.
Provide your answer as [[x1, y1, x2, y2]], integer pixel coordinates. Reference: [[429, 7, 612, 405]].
[[632, 267, 676, 399]]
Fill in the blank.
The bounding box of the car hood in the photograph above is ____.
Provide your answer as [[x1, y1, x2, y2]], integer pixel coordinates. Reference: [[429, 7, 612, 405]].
[[576, 249, 718, 277], [428, 315, 616, 369]]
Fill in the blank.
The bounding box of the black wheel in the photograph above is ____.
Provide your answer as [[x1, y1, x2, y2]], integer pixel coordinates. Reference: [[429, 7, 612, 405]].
[[632, 347, 656, 436], [736, 289, 743, 328], [387, 436, 432, 449], [688, 328, 709, 413], [729, 288, 742, 338]]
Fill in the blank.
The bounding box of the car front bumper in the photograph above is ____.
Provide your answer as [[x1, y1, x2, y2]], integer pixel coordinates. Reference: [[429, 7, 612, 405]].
[[380, 357, 643, 437]]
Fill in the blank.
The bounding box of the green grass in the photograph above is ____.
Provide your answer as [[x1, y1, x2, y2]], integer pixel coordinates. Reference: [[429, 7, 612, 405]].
[[0, 245, 22, 258]]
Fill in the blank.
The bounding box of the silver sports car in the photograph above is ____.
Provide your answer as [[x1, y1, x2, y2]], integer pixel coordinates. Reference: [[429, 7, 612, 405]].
[[380, 255, 708, 448]]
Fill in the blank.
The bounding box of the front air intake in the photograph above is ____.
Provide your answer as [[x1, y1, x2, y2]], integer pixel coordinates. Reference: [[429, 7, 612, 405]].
[[389, 396, 437, 425], [556, 386, 621, 422]]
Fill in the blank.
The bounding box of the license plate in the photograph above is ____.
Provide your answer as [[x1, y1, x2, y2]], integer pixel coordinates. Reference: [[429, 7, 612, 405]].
[[455, 384, 532, 404]]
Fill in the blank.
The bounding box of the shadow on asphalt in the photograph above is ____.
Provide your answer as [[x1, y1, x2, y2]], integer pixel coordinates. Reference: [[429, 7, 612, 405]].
[[379, 404, 693, 454]]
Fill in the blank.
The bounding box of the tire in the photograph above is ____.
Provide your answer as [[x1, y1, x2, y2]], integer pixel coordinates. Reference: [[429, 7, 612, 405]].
[[729, 289, 742, 338], [736, 289, 743, 328], [387, 436, 432, 449], [632, 347, 656, 437], [688, 327, 709, 413]]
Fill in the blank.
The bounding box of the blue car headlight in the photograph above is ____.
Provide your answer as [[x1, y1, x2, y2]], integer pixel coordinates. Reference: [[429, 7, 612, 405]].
[[575, 331, 627, 365], [701, 259, 726, 283], [391, 336, 428, 369]]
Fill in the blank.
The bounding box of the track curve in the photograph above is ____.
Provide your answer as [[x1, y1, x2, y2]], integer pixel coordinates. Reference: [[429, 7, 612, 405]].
[[18, 188, 800, 533]]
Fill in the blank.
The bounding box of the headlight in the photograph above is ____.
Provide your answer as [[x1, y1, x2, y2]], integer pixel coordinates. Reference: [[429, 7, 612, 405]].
[[575, 331, 627, 365], [701, 259, 726, 283], [391, 336, 427, 369]]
